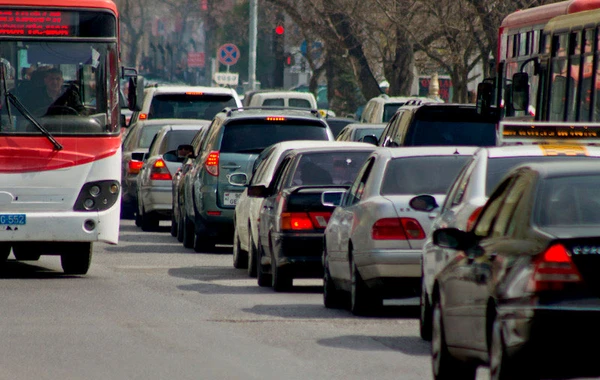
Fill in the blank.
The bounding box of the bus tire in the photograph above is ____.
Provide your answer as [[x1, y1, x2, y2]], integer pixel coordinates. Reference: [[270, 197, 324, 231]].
[[12, 244, 41, 261], [61, 243, 92, 275]]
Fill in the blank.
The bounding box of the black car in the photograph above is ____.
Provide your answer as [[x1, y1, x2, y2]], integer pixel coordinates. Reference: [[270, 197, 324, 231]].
[[248, 145, 375, 291], [431, 161, 600, 380]]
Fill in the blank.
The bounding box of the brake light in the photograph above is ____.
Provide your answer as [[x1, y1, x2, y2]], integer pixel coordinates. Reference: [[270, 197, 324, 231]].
[[127, 160, 144, 174], [466, 206, 483, 231], [149, 158, 172, 180], [139, 113, 148, 120], [372, 218, 425, 240], [266, 117, 286, 121], [281, 212, 314, 231], [205, 151, 219, 176], [527, 244, 582, 292], [186, 92, 204, 95]]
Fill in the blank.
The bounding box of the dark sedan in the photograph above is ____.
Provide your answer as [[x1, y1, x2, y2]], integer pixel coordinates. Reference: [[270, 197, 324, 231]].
[[430, 161, 600, 380]]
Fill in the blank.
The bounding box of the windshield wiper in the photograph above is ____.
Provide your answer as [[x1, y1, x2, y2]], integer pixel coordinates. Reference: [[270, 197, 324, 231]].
[[0, 62, 62, 150]]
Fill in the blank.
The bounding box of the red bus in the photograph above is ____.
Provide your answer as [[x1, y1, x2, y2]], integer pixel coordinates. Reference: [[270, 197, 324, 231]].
[[0, 0, 139, 274], [497, 0, 600, 119]]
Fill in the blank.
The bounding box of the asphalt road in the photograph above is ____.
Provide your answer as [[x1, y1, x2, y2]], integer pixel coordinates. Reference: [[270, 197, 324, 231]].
[[0, 220, 501, 380]]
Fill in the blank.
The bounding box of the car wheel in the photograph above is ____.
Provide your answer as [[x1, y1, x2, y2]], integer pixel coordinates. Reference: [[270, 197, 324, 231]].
[[141, 209, 159, 232], [0, 243, 11, 264], [431, 294, 476, 380], [350, 257, 380, 316], [420, 273, 433, 341], [257, 242, 271, 287], [271, 253, 292, 292], [247, 235, 258, 278], [12, 244, 41, 261], [170, 212, 178, 237], [135, 203, 142, 227], [232, 227, 248, 269], [120, 201, 136, 220], [60, 242, 93, 275], [323, 246, 345, 308], [194, 231, 215, 253], [176, 211, 185, 243], [182, 216, 194, 249], [490, 315, 525, 380]]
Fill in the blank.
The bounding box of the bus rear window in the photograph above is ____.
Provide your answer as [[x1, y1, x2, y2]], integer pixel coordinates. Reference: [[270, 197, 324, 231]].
[[149, 94, 237, 120]]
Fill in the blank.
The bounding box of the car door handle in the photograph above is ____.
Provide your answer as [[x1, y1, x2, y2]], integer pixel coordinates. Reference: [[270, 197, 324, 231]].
[[222, 165, 241, 169]]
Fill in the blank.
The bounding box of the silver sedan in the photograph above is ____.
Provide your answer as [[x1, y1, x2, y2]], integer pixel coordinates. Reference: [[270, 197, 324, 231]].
[[323, 146, 477, 316]]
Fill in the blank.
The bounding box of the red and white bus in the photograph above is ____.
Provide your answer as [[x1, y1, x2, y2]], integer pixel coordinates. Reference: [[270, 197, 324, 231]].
[[497, 0, 600, 119], [0, 0, 137, 274]]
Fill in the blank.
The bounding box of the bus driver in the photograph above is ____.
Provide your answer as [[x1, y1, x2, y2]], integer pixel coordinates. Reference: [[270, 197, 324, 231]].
[[21, 67, 85, 116]]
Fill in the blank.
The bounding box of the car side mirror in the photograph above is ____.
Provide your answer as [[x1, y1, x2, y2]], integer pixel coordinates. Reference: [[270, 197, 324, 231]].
[[433, 228, 476, 251], [409, 194, 439, 212], [228, 173, 248, 187], [361, 135, 378, 145], [247, 184, 269, 198], [321, 190, 346, 207]]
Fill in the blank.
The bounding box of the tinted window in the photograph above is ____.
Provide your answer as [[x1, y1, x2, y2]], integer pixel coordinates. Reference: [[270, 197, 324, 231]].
[[355, 128, 384, 141], [381, 156, 470, 195], [537, 175, 600, 226], [262, 98, 284, 107], [161, 130, 199, 153], [485, 156, 599, 196], [326, 119, 355, 137], [149, 94, 237, 120], [289, 98, 312, 108], [383, 103, 404, 122], [220, 121, 329, 153], [292, 152, 372, 186], [138, 124, 167, 148]]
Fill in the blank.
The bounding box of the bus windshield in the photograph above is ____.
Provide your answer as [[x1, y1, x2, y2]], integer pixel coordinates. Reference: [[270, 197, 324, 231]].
[[0, 40, 119, 136]]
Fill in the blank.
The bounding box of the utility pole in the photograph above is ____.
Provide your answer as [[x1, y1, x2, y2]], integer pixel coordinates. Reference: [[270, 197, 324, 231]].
[[249, 0, 257, 91]]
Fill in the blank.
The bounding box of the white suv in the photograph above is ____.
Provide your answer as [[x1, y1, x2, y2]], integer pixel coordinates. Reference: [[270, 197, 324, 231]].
[[129, 85, 242, 125], [360, 95, 439, 124]]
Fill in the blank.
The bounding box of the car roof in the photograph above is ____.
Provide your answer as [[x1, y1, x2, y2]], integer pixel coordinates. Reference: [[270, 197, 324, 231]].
[[479, 144, 600, 158], [220, 107, 322, 120], [251, 91, 315, 98], [145, 85, 238, 96], [344, 123, 385, 130], [134, 119, 212, 127], [515, 161, 600, 178], [283, 141, 375, 154], [382, 146, 479, 158], [156, 124, 207, 132]]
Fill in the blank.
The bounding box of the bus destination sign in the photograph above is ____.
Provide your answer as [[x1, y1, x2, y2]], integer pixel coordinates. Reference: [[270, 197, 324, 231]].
[[0, 10, 71, 36]]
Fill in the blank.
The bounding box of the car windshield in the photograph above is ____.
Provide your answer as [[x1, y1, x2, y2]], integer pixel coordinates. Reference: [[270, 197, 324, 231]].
[[0, 41, 119, 135], [383, 103, 404, 122], [381, 155, 470, 195], [292, 151, 372, 186], [485, 156, 600, 196], [220, 120, 329, 153], [149, 94, 237, 120], [537, 174, 600, 226]]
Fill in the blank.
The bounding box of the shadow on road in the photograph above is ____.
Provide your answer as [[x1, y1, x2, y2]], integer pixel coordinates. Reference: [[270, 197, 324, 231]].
[[317, 335, 430, 356], [0, 260, 79, 279], [241, 303, 419, 320]]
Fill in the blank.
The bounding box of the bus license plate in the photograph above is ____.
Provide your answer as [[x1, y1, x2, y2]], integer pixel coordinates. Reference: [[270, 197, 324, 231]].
[[0, 214, 26, 225], [223, 192, 242, 206]]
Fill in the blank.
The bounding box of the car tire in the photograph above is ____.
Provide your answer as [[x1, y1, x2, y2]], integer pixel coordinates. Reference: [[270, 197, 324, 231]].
[[257, 242, 271, 287], [140, 209, 159, 232], [194, 231, 215, 253], [170, 212, 178, 237], [135, 206, 142, 227], [431, 295, 477, 380], [271, 257, 292, 292], [12, 245, 41, 261], [176, 211, 185, 243], [182, 216, 194, 249], [232, 227, 248, 269], [247, 235, 258, 278], [350, 258, 380, 316], [61, 242, 92, 275], [323, 246, 345, 308], [420, 273, 433, 341], [490, 314, 525, 380], [120, 201, 136, 220]]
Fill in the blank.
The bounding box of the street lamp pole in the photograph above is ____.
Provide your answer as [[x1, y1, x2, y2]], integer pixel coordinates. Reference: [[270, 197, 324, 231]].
[[249, 0, 257, 91]]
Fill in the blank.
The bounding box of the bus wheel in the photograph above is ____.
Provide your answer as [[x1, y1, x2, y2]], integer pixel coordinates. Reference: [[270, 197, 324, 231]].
[[12, 244, 41, 261], [61, 243, 93, 275]]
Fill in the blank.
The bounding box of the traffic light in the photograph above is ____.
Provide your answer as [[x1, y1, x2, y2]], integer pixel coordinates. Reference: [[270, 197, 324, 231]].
[[273, 23, 285, 88], [284, 53, 294, 67]]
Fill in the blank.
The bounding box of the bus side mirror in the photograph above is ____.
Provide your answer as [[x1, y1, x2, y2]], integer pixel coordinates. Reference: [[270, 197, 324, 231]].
[[511, 72, 530, 112], [128, 76, 145, 112], [476, 81, 493, 115]]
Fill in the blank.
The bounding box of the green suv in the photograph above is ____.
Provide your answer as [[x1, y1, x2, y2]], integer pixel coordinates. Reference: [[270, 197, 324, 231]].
[[180, 107, 335, 252]]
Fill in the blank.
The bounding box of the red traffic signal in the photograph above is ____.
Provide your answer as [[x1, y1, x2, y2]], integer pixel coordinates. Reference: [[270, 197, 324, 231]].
[[275, 25, 285, 35], [284, 53, 294, 66]]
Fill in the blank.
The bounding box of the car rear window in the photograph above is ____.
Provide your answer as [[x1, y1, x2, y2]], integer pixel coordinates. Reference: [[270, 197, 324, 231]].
[[149, 94, 237, 120], [486, 156, 600, 196], [537, 174, 600, 226], [292, 151, 372, 186], [355, 128, 384, 141], [383, 103, 404, 122], [262, 98, 284, 107], [139, 124, 166, 148], [289, 98, 312, 108], [161, 130, 199, 154], [381, 155, 470, 195], [220, 120, 329, 153]]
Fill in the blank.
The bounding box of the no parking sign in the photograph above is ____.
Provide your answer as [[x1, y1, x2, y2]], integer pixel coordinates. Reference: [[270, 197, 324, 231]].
[[217, 43, 240, 66]]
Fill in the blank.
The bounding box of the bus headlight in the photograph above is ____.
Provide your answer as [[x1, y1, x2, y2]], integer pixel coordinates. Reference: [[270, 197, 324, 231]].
[[74, 180, 120, 212]]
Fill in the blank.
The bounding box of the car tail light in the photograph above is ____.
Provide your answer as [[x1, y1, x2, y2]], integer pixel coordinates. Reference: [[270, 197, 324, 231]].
[[527, 244, 582, 292], [371, 218, 425, 240], [139, 113, 148, 120], [205, 151, 219, 176], [149, 158, 172, 180], [466, 206, 483, 231], [281, 212, 315, 231], [308, 212, 331, 229], [127, 160, 144, 174]]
